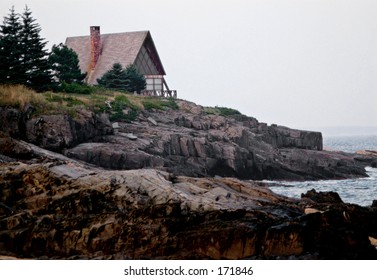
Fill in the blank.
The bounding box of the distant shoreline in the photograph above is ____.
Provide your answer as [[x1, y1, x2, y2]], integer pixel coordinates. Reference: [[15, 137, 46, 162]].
[[298, 126, 377, 137]]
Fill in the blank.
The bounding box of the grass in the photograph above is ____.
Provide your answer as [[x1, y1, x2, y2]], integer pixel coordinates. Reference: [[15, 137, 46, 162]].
[[142, 97, 179, 111], [0, 85, 178, 122], [0, 84, 46, 110], [108, 94, 140, 122], [45, 93, 85, 107], [204, 106, 241, 117]]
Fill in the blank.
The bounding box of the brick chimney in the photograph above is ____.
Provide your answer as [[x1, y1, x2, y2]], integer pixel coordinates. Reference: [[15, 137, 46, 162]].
[[90, 26, 101, 69]]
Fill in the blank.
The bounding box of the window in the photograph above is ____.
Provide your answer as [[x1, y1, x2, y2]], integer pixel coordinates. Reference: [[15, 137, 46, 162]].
[[135, 46, 159, 75], [146, 76, 163, 91]]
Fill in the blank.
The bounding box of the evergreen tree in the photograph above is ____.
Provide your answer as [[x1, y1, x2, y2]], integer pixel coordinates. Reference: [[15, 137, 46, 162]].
[[97, 63, 146, 93], [97, 63, 129, 90], [124, 64, 146, 93], [49, 43, 86, 84], [0, 6, 24, 84], [20, 6, 52, 91]]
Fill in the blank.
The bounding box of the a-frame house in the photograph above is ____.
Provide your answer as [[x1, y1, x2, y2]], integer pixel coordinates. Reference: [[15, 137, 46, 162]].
[[66, 26, 175, 97]]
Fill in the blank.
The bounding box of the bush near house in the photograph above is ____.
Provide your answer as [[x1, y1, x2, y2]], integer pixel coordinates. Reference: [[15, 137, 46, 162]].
[[59, 82, 93, 95], [49, 43, 86, 85], [97, 63, 146, 93]]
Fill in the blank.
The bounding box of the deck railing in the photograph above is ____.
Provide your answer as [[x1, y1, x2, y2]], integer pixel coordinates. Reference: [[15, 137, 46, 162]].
[[140, 90, 177, 98]]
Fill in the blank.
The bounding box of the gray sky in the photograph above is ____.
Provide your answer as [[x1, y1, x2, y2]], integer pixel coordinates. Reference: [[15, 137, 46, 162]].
[[1, 0, 377, 131]]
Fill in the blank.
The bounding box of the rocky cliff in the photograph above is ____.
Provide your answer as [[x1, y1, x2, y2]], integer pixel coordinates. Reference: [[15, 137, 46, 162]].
[[1, 97, 377, 259], [1, 99, 371, 180]]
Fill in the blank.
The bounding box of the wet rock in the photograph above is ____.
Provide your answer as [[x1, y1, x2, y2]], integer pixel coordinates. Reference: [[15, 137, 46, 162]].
[[354, 150, 377, 168], [0, 159, 377, 259], [301, 189, 343, 204]]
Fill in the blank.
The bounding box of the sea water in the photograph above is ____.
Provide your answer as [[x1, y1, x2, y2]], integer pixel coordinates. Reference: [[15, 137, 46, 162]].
[[269, 135, 377, 206]]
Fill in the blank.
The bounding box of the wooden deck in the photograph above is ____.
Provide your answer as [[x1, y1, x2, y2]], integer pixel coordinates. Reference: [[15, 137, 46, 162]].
[[140, 90, 177, 98]]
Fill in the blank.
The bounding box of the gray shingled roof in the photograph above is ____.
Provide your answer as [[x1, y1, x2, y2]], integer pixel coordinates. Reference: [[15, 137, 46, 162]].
[[65, 30, 165, 85]]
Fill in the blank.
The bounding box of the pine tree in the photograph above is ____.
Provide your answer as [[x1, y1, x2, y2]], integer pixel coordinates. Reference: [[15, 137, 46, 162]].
[[97, 63, 146, 93], [20, 6, 52, 91], [124, 64, 146, 93], [97, 63, 130, 90], [49, 43, 86, 84], [0, 6, 24, 84]]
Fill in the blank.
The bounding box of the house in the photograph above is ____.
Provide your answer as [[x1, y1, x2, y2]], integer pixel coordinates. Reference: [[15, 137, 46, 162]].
[[65, 26, 176, 97]]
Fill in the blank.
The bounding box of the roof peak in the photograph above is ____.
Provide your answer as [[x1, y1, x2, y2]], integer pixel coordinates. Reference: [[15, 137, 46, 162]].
[[67, 30, 149, 39]]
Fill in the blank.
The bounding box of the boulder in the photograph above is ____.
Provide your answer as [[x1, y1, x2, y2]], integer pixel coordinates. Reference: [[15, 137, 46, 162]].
[[25, 110, 113, 151]]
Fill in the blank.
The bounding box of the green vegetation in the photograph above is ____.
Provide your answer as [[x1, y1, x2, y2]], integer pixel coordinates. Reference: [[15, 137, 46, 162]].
[[0, 84, 45, 109], [59, 82, 93, 95], [109, 94, 139, 122], [0, 84, 242, 128], [142, 97, 179, 111], [0, 6, 86, 92], [204, 106, 241, 117], [0, 6, 177, 121], [45, 93, 85, 107], [49, 43, 86, 84], [0, 6, 52, 91], [97, 63, 146, 93]]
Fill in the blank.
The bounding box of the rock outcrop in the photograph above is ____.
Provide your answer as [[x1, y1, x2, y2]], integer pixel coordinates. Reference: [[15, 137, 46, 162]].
[[1, 100, 377, 260], [63, 100, 368, 180], [0, 156, 377, 259], [0, 106, 113, 152], [25, 110, 113, 151], [2, 100, 373, 181]]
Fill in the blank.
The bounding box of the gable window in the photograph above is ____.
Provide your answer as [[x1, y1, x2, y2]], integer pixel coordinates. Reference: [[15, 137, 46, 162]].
[[134, 46, 159, 75]]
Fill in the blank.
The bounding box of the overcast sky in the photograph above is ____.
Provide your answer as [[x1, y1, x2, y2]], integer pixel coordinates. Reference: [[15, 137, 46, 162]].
[[1, 0, 377, 132]]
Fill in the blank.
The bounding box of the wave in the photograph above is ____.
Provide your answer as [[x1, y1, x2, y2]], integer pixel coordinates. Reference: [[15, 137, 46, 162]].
[[269, 167, 377, 206]]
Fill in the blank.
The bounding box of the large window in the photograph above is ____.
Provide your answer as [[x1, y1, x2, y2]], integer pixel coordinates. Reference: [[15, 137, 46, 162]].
[[134, 46, 159, 75], [146, 75, 163, 91]]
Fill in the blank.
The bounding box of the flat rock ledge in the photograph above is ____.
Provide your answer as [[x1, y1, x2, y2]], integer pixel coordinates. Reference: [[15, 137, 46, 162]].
[[1, 159, 377, 259]]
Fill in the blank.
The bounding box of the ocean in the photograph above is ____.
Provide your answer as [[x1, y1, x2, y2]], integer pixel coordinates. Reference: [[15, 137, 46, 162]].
[[269, 135, 377, 206]]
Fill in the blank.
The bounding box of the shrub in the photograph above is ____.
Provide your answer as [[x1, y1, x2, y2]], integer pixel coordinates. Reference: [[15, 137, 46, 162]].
[[204, 106, 241, 117], [59, 82, 93, 94], [142, 99, 164, 110], [109, 94, 139, 122], [112, 94, 138, 110], [109, 108, 138, 123], [162, 98, 179, 110], [142, 97, 179, 111]]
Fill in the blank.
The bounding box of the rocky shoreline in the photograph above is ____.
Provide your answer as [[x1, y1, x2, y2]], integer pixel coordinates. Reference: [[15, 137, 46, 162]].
[[1, 99, 377, 259], [1, 151, 377, 259], [2, 99, 376, 180]]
